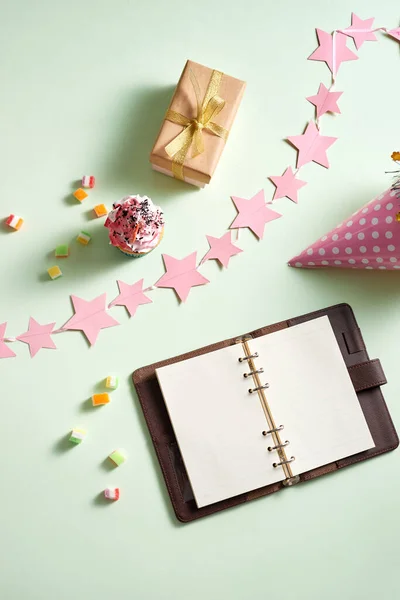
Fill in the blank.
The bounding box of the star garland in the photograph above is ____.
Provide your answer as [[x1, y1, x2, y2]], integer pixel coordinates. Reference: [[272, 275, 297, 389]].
[[1, 13, 399, 358]]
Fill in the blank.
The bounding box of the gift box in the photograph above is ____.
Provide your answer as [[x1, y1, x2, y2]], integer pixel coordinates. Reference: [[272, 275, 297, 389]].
[[150, 60, 246, 188], [288, 186, 400, 270]]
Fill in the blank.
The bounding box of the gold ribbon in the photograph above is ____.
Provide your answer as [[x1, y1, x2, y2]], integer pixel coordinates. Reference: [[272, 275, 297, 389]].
[[164, 68, 229, 181]]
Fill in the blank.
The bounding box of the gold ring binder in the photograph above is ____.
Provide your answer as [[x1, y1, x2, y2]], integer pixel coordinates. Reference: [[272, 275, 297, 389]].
[[249, 383, 269, 393], [268, 441, 289, 451], [238, 352, 258, 362], [243, 368, 264, 378], [236, 335, 299, 487], [273, 457, 295, 468], [262, 426, 284, 436]]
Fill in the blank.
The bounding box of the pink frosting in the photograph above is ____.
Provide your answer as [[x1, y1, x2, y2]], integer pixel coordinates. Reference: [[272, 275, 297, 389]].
[[105, 195, 165, 253]]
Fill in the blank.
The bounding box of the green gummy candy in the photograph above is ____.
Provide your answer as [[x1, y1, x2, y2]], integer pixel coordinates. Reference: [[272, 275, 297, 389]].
[[69, 435, 82, 444], [106, 376, 119, 389], [109, 450, 126, 466], [55, 244, 69, 256]]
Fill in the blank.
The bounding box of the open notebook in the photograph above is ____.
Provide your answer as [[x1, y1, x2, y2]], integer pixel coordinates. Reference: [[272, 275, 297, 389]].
[[155, 316, 374, 508], [133, 304, 398, 522]]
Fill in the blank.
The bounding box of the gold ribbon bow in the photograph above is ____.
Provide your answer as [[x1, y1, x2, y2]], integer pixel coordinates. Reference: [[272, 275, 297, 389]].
[[164, 68, 229, 181]]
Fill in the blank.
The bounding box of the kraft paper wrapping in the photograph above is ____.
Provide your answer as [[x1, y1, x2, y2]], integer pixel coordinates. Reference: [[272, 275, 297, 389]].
[[150, 60, 246, 186]]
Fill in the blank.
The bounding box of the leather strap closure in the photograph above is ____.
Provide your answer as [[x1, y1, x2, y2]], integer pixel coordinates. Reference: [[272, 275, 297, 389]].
[[348, 359, 387, 393], [342, 328, 366, 354]]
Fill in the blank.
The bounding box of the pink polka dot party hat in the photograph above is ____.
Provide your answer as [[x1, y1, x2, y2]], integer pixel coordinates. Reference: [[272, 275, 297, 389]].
[[289, 162, 400, 271]]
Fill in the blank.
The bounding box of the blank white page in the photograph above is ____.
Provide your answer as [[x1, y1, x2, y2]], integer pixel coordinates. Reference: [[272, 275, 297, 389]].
[[156, 316, 374, 508], [252, 316, 374, 477], [156, 343, 284, 508]]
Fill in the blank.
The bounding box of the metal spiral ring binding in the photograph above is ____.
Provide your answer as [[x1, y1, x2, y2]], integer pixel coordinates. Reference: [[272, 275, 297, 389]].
[[283, 475, 301, 487], [243, 368, 264, 378], [238, 352, 259, 362], [268, 441, 289, 451], [273, 456, 295, 468], [237, 336, 299, 485], [262, 425, 284, 436], [249, 383, 269, 393]]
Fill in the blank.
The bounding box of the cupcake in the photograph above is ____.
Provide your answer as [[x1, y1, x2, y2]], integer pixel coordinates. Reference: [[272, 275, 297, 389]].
[[105, 195, 165, 258]]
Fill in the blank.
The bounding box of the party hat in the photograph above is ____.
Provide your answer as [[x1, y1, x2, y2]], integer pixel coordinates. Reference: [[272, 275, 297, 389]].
[[289, 155, 400, 271]]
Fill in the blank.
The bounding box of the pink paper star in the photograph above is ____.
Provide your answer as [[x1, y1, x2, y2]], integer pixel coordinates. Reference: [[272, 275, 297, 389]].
[[0, 322, 16, 359], [230, 190, 282, 240], [387, 28, 400, 42], [269, 167, 307, 204], [109, 279, 152, 317], [340, 13, 377, 49], [155, 253, 209, 302], [62, 294, 119, 346], [306, 83, 342, 119], [203, 232, 243, 268], [308, 29, 358, 75], [17, 317, 57, 358], [287, 121, 337, 169]]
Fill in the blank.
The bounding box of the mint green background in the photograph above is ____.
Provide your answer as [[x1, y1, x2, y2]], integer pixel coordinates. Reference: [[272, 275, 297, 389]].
[[1, 2, 399, 599]]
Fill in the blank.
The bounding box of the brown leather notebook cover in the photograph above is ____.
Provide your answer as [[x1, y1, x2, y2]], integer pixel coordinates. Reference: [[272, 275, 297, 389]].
[[132, 304, 398, 522]]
